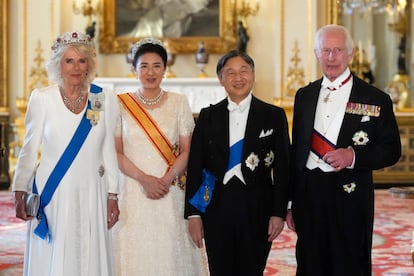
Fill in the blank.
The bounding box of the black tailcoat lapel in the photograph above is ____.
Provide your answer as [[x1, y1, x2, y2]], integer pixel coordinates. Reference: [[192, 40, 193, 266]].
[[336, 77, 373, 148]]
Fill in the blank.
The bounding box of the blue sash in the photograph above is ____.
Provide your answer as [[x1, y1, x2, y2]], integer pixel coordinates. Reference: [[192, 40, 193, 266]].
[[189, 169, 217, 213], [33, 84, 102, 241], [226, 139, 244, 171]]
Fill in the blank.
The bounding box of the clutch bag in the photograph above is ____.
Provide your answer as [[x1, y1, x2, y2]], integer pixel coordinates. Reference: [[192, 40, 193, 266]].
[[189, 169, 217, 213], [24, 192, 40, 217]]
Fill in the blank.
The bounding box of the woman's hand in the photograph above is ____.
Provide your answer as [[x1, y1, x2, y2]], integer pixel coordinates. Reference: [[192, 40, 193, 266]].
[[140, 174, 170, 199], [107, 194, 120, 229], [14, 191, 32, 221]]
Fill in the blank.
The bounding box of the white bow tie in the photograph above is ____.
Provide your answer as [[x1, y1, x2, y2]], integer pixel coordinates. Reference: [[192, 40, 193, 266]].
[[228, 102, 248, 112]]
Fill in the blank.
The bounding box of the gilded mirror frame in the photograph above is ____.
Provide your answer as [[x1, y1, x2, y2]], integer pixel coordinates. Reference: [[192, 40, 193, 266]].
[[0, 0, 7, 110], [327, 0, 339, 24], [98, 0, 237, 54]]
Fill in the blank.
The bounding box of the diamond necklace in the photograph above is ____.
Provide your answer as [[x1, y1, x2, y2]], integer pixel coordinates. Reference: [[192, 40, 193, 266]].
[[59, 86, 85, 112], [136, 89, 164, 105]]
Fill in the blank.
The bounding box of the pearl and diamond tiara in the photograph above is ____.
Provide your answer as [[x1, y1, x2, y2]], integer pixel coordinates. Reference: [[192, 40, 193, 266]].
[[51, 31, 94, 52], [127, 37, 165, 64]]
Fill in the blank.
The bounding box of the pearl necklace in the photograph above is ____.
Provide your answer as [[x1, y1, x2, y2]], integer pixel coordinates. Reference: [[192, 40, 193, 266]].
[[136, 89, 164, 105], [59, 86, 85, 112]]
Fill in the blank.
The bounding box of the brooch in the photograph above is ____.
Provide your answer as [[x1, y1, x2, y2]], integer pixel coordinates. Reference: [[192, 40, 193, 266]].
[[87, 84, 105, 126], [98, 165, 105, 177], [352, 130, 369, 145], [343, 182, 356, 194], [245, 152, 259, 171], [264, 150, 274, 167]]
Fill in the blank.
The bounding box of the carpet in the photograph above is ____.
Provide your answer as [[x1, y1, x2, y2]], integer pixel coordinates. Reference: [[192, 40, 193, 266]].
[[265, 189, 414, 276], [0, 191, 25, 276], [1, 190, 413, 276]]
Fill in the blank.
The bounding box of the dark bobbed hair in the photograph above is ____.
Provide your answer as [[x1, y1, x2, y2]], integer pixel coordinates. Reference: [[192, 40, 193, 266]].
[[132, 43, 168, 68], [216, 50, 255, 77]]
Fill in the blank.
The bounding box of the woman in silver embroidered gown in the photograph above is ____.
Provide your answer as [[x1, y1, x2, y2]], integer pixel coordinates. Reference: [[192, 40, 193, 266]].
[[112, 38, 208, 275]]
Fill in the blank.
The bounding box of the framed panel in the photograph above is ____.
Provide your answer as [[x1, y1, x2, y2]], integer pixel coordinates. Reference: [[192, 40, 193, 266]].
[[0, 0, 7, 110], [99, 0, 237, 54]]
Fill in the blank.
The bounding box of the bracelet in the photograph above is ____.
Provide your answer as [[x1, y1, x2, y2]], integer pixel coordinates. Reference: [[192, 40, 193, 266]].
[[107, 194, 118, 201], [171, 167, 179, 179]]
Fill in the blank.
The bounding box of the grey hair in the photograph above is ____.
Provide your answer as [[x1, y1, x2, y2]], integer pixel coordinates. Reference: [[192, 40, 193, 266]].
[[314, 24, 354, 56], [45, 44, 97, 87]]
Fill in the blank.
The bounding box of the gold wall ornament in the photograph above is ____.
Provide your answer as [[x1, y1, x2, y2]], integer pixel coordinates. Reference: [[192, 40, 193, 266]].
[[234, 0, 259, 52], [0, 0, 7, 112], [98, 0, 237, 54], [73, 0, 100, 28], [349, 47, 375, 84], [285, 40, 305, 98], [384, 73, 410, 110], [28, 41, 49, 93], [9, 41, 48, 166], [235, 0, 259, 27], [164, 40, 176, 78]]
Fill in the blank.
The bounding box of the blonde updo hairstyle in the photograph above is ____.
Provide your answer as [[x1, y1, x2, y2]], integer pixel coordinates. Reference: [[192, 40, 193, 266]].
[[46, 32, 97, 88]]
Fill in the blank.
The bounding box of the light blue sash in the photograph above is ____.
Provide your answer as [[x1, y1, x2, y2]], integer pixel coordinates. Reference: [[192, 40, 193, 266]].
[[33, 84, 102, 241]]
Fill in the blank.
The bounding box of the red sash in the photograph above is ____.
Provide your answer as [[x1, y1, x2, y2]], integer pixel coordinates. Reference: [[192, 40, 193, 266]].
[[311, 129, 336, 158]]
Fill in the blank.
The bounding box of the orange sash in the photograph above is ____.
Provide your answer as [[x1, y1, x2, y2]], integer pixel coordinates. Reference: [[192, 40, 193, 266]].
[[117, 93, 177, 167]]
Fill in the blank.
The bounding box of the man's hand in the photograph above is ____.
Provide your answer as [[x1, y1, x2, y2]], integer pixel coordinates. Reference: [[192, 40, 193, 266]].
[[268, 216, 284, 241], [323, 147, 354, 171], [286, 209, 296, 231], [188, 216, 204, 248]]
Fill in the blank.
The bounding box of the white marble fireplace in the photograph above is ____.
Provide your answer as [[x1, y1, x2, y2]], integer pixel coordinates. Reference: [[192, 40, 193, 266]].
[[94, 77, 227, 114]]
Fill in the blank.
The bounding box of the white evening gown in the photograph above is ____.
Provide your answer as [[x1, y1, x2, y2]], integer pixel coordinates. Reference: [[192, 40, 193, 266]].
[[12, 85, 119, 276], [113, 91, 209, 276]]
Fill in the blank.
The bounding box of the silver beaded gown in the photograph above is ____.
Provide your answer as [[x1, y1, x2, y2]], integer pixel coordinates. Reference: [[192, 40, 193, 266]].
[[112, 91, 209, 276]]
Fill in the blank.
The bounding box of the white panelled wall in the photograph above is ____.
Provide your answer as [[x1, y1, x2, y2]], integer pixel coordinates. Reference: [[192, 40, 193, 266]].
[[8, 0, 321, 120]]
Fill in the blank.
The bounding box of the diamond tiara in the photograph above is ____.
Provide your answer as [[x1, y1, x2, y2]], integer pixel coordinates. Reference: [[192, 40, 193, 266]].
[[127, 37, 165, 63], [51, 31, 94, 52]]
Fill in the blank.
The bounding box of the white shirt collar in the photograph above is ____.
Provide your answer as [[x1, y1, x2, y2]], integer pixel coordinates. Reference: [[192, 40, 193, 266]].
[[227, 93, 252, 112], [321, 68, 352, 90]]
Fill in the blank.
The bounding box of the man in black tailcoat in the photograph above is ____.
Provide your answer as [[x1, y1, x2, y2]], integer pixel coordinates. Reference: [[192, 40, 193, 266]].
[[185, 50, 290, 276], [286, 24, 401, 276]]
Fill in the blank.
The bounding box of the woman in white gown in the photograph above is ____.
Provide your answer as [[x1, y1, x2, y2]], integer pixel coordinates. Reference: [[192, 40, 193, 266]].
[[12, 31, 120, 276], [112, 38, 209, 275]]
